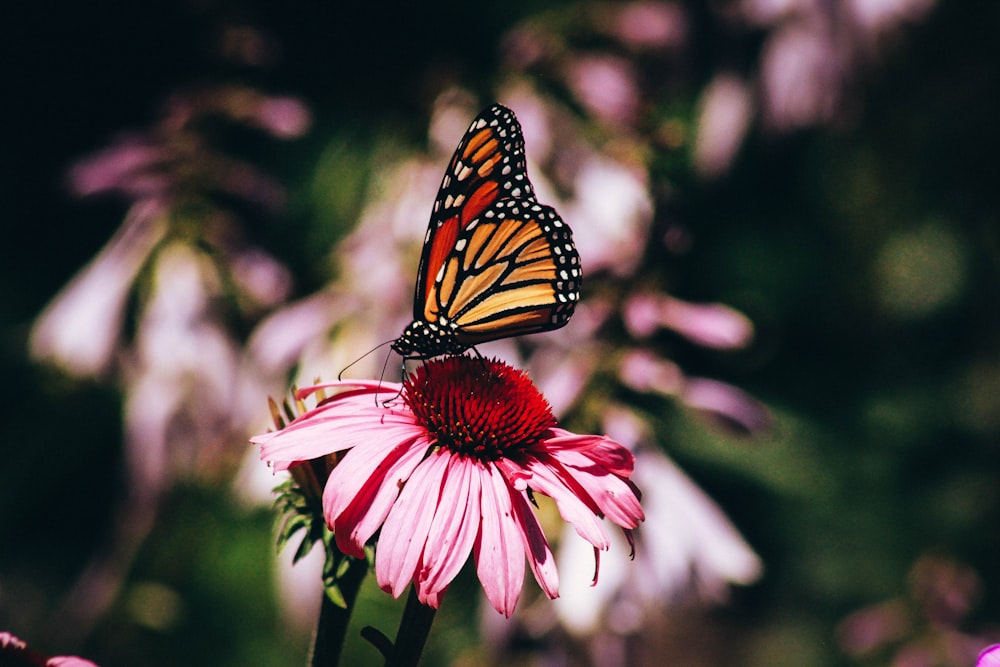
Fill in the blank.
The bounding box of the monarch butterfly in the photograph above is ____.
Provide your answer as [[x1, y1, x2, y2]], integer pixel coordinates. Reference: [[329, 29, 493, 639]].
[[391, 104, 581, 359]]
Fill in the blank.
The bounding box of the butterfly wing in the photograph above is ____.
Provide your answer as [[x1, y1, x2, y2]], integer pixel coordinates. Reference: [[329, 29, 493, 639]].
[[425, 199, 581, 346], [415, 104, 535, 322]]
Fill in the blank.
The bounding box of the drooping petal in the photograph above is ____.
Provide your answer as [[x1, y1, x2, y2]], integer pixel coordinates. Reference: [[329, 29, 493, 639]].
[[415, 453, 482, 604], [509, 483, 559, 599], [376, 449, 449, 599], [544, 429, 637, 477], [475, 464, 526, 617], [521, 456, 611, 550], [544, 447, 645, 529]]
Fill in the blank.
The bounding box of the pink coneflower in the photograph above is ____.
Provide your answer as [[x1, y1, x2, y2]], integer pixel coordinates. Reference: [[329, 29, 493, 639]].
[[252, 355, 644, 618]]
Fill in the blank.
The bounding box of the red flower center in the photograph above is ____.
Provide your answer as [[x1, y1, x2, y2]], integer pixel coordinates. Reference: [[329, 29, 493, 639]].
[[404, 356, 556, 461]]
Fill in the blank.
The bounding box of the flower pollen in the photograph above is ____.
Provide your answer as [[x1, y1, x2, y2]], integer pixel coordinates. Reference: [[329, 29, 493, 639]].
[[404, 356, 556, 461]]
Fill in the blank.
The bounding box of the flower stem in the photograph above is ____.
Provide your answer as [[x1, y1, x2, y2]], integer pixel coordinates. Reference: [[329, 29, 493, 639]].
[[385, 587, 437, 667], [309, 556, 369, 667]]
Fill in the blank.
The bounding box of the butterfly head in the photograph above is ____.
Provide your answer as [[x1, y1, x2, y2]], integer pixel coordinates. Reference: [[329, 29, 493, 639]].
[[391, 319, 469, 360]]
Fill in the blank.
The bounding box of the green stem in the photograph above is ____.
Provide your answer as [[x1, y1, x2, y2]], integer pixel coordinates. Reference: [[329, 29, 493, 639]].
[[309, 556, 369, 667], [385, 587, 438, 667]]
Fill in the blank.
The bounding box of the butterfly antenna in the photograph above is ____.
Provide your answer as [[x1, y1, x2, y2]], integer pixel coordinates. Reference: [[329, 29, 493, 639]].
[[338, 339, 395, 381], [376, 346, 398, 407]]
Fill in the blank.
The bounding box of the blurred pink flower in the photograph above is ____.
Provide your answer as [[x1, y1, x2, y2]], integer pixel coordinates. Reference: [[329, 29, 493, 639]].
[[741, 0, 805, 26], [252, 96, 311, 138], [499, 26, 552, 70], [563, 157, 652, 277], [253, 356, 644, 618], [67, 136, 168, 199], [624, 293, 754, 349], [838, 600, 912, 654], [555, 446, 762, 635], [564, 54, 641, 125], [847, 0, 936, 38], [682, 377, 773, 436], [979, 645, 1000, 667], [46, 658, 100, 667], [838, 555, 996, 667], [0, 632, 100, 667], [619, 349, 684, 396], [124, 242, 251, 481], [694, 73, 754, 179], [29, 200, 167, 377], [619, 350, 770, 436], [28, 39, 313, 644], [610, 2, 687, 49], [228, 246, 293, 309], [246, 292, 344, 377], [760, 22, 843, 130]]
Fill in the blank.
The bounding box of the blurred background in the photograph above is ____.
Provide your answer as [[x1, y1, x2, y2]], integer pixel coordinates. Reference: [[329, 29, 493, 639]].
[[2, 0, 998, 665]]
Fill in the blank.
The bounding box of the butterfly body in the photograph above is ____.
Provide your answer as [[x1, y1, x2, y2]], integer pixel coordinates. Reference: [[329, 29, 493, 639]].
[[392, 104, 580, 359]]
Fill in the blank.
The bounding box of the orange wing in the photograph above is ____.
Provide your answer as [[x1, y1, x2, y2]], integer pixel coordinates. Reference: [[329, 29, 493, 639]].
[[425, 200, 581, 346], [414, 104, 535, 321]]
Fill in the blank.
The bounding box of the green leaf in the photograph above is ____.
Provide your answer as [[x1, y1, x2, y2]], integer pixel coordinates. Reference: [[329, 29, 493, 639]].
[[270, 478, 367, 612]]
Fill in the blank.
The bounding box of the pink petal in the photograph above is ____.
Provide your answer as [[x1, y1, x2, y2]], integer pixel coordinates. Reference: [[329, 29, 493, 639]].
[[295, 380, 400, 401], [251, 382, 401, 452], [375, 450, 450, 599], [522, 457, 611, 550], [415, 453, 482, 604], [262, 412, 416, 471], [546, 429, 637, 476], [475, 465, 526, 617], [545, 447, 645, 529], [254, 387, 414, 468], [328, 436, 429, 557], [509, 485, 559, 599], [323, 428, 424, 521], [659, 298, 754, 350], [495, 457, 531, 489]]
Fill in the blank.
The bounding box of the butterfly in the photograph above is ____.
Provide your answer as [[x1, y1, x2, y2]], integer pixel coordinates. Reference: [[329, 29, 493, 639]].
[[391, 104, 581, 359]]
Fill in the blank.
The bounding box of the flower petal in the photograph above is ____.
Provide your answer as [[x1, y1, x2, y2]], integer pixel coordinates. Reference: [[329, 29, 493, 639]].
[[415, 453, 482, 604], [522, 455, 611, 549], [475, 464, 525, 617], [509, 484, 559, 599], [322, 426, 424, 521], [255, 387, 413, 469], [375, 449, 449, 599], [546, 447, 645, 529], [545, 429, 636, 477], [328, 434, 430, 557]]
